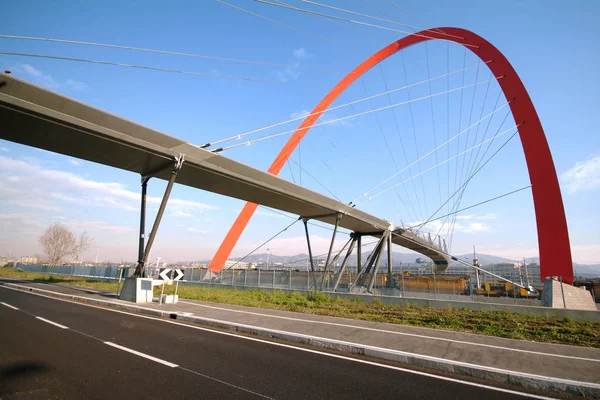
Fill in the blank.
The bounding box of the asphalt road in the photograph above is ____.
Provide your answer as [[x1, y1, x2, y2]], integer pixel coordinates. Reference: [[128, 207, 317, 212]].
[[0, 287, 552, 400]]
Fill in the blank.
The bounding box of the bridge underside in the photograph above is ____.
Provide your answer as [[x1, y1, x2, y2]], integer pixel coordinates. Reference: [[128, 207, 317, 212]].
[[0, 73, 450, 273]]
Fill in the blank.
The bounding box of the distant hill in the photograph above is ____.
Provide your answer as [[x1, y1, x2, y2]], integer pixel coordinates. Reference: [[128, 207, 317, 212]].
[[221, 252, 516, 267], [190, 252, 599, 276]]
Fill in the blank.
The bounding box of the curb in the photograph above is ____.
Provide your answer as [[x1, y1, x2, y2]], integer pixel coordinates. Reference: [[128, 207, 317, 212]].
[[2, 281, 599, 398]]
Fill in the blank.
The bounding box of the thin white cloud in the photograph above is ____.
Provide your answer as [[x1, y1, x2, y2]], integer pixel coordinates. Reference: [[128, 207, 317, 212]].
[[170, 211, 193, 217], [0, 155, 216, 214], [293, 48, 313, 60], [0, 147, 8, 152], [50, 192, 88, 205], [14, 64, 87, 91], [290, 110, 310, 119], [69, 159, 81, 166], [460, 222, 490, 233], [64, 219, 135, 234], [188, 227, 209, 234], [275, 48, 313, 83], [561, 156, 600, 194], [255, 210, 286, 219], [455, 215, 473, 220], [65, 79, 88, 90], [571, 244, 600, 264], [411, 219, 492, 235], [276, 69, 300, 83]]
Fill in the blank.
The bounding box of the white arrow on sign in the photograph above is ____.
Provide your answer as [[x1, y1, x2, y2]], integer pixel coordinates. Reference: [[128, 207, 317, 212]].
[[173, 269, 184, 281], [159, 268, 172, 281]]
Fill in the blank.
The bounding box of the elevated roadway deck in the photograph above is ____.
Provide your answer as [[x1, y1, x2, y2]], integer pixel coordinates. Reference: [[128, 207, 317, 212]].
[[0, 73, 449, 270]]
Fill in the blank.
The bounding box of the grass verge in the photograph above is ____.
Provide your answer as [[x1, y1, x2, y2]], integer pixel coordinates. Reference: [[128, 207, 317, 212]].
[[0, 266, 119, 291], [1, 266, 599, 348]]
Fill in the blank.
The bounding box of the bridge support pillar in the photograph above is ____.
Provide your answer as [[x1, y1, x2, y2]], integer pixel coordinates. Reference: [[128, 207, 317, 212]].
[[349, 231, 389, 294], [387, 231, 394, 288], [356, 235, 362, 274], [332, 234, 357, 292], [137, 177, 149, 268], [302, 218, 318, 289], [318, 213, 342, 290], [133, 155, 184, 278]]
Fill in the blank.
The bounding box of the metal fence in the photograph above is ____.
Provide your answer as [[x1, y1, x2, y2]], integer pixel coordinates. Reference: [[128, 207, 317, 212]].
[[176, 268, 542, 306], [13, 264, 542, 306], [16, 263, 132, 280]]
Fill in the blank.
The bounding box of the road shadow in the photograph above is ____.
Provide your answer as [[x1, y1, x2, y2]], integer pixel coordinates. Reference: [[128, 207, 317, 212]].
[[0, 361, 51, 396]]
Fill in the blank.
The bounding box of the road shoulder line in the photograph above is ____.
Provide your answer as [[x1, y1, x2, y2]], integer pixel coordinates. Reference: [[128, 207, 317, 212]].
[[0, 301, 19, 310], [35, 316, 69, 329], [104, 341, 178, 367]]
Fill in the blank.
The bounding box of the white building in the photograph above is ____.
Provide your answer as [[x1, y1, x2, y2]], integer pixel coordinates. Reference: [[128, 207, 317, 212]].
[[222, 260, 255, 270]]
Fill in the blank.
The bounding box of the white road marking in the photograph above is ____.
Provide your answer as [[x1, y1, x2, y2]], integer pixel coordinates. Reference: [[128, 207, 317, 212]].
[[104, 342, 178, 368], [180, 301, 600, 363], [1, 301, 19, 310], [35, 316, 69, 329], [0, 284, 586, 398]]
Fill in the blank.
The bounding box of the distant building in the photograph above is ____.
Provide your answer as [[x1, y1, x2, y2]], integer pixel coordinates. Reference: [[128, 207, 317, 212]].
[[20, 256, 38, 264], [222, 260, 255, 270], [445, 263, 543, 288]]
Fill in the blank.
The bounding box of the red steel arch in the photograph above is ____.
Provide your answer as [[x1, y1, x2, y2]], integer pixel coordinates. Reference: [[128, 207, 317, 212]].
[[209, 27, 573, 284]]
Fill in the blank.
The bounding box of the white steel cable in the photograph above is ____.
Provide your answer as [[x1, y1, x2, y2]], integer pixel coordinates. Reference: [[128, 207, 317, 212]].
[[413, 130, 519, 236], [0, 34, 343, 72], [353, 100, 512, 202], [0, 52, 326, 87], [366, 125, 520, 200], [216, 0, 356, 52], [384, 0, 447, 35], [206, 60, 491, 147], [299, 0, 461, 38], [255, 0, 479, 48], [216, 73, 500, 151], [276, 0, 389, 42], [407, 185, 531, 230]]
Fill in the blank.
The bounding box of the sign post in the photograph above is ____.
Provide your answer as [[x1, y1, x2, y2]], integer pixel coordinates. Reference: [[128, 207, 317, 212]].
[[158, 268, 184, 304]]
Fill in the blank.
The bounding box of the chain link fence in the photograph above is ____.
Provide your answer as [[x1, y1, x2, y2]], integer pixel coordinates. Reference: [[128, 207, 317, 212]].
[[13, 263, 541, 306]]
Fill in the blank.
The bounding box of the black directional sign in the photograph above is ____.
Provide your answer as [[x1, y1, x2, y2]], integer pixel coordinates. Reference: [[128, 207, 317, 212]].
[[158, 268, 184, 281]]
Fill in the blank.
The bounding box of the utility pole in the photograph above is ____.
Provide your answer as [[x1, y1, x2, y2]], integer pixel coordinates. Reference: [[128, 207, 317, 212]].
[[267, 248, 270, 270], [473, 245, 481, 292], [523, 257, 530, 288]]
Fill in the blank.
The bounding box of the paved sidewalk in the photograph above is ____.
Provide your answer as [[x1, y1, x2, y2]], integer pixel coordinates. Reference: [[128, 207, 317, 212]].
[[2, 279, 599, 397]]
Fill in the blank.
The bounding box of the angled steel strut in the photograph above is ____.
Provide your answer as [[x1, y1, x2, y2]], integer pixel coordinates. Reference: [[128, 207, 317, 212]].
[[134, 155, 184, 278]]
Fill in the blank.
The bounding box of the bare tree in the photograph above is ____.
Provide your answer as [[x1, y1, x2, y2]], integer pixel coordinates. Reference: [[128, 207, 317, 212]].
[[39, 223, 77, 265], [74, 231, 94, 263]]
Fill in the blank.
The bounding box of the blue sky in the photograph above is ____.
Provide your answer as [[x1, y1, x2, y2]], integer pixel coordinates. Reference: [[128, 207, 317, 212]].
[[1, 0, 599, 264]]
